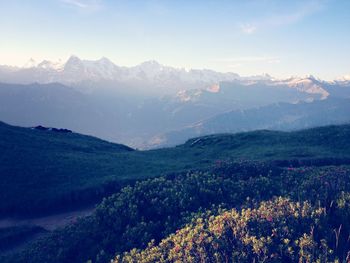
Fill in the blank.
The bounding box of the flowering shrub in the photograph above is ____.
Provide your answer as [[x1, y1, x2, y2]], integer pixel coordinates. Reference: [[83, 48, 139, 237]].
[[6, 164, 350, 263], [116, 197, 350, 263]]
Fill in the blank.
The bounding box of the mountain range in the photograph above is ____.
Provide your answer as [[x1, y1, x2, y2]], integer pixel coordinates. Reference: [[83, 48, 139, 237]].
[[0, 56, 242, 95], [0, 56, 350, 148], [152, 98, 350, 147]]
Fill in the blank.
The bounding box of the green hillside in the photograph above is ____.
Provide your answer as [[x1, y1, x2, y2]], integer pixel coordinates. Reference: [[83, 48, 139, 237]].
[[1, 121, 350, 216], [1, 122, 350, 262]]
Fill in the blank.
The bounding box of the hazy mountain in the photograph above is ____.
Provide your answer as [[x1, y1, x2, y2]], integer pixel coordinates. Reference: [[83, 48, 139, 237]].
[[0, 57, 350, 148], [150, 98, 350, 148], [0, 82, 154, 145], [0, 56, 242, 95], [0, 56, 344, 99], [1, 75, 350, 148]]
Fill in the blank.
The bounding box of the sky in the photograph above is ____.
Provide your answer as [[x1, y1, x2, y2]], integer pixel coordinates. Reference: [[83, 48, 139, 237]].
[[0, 0, 349, 80]]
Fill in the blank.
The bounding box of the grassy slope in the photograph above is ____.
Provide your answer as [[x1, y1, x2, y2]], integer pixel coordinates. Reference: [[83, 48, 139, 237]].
[[1, 121, 350, 215]]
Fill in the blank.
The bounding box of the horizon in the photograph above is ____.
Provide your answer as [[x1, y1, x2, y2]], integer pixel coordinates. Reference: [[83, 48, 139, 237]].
[[1, 0, 349, 80], [1, 54, 348, 82]]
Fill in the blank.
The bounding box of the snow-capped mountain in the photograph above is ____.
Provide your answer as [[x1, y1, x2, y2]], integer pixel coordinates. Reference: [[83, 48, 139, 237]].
[[1, 55, 349, 149], [2, 55, 346, 99], [62, 56, 123, 82], [37, 59, 64, 71], [22, 58, 38, 69], [174, 75, 331, 104], [273, 76, 329, 99], [0, 56, 242, 94]]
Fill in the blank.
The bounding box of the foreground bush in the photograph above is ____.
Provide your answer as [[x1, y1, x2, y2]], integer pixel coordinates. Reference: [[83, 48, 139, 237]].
[[5, 164, 350, 263], [116, 196, 350, 263]]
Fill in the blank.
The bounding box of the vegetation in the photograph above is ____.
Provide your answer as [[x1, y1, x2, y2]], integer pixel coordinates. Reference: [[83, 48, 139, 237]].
[[2, 122, 350, 262], [1, 121, 350, 216], [3, 163, 350, 263], [0, 225, 46, 252], [116, 196, 350, 262]]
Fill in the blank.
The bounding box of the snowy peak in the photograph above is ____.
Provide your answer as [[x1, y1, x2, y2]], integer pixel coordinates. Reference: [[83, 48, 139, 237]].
[[23, 58, 64, 70], [131, 60, 169, 79], [0, 56, 346, 100], [61, 55, 123, 81], [94, 57, 120, 72], [8, 56, 242, 85], [22, 58, 38, 68], [276, 76, 329, 99], [97, 56, 112, 63], [37, 59, 64, 71], [64, 55, 83, 70], [138, 60, 163, 69]]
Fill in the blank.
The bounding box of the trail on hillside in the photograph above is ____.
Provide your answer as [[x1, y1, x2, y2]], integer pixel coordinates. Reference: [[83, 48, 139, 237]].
[[0, 207, 94, 231]]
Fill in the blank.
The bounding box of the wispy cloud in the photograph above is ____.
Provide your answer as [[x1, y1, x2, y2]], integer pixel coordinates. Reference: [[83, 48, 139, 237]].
[[239, 23, 257, 34], [60, 0, 102, 12], [239, 0, 325, 34]]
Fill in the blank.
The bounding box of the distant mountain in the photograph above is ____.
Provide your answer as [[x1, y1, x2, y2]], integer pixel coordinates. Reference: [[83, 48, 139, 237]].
[[150, 98, 350, 148], [0, 57, 350, 148], [0, 82, 101, 136], [1, 76, 350, 148], [174, 76, 328, 106], [1, 56, 348, 98], [0, 56, 242, 95]]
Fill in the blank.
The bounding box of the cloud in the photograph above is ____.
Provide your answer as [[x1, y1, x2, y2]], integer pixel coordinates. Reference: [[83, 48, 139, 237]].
[[239, 0, 325, 34], [60, 0, 102, 12], [239, 23, 257, 34]]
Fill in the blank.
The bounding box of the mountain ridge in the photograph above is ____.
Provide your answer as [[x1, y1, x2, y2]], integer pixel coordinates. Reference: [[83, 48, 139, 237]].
[[150, 98, 350, 148]]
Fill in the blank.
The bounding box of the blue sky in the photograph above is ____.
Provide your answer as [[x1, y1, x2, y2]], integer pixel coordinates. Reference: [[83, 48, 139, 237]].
[[0, 0, 349, 79]]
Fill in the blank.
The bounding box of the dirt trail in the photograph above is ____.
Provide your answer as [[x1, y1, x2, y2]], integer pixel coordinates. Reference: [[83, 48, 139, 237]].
[[0, 207, 94, 231]]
